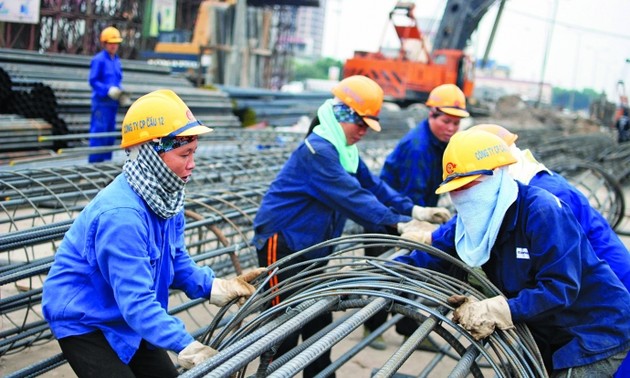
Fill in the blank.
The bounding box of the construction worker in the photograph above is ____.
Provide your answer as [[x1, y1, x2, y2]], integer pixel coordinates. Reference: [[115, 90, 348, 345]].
[[88, 26, 127, 163], [396, 129, 630, 376], [42, 89, 266, 377], [616, 106, 630, 143], [252, 75, 449, 377], [470, 123, 630, 291], [380, 83, 470, 207]]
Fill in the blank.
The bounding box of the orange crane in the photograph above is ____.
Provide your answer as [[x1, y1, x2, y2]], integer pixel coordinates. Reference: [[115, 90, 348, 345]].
[[343, 2, 472, 105], [343, 0, 496, 106]]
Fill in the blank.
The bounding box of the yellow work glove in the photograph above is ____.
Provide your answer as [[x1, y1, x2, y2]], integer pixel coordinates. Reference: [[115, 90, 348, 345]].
[[412, 205, 452, 224], [177, 340, 218, 370], [447, 295, 514, 340], [107, 86, 122, 100], [209, 267, 267, 307]]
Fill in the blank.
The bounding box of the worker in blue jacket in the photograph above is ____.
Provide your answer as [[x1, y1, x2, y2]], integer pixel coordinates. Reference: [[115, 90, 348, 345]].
[[470, 123, 630, 291], [88, 26, 127, 163], [42, 90, 265, 377], [396, 128, 630, 376], [252, 75, 449, 377], [380, 83, 470, 207]]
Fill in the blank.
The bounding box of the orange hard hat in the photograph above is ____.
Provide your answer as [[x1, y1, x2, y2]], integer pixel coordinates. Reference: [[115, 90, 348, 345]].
[[426, 84, 469, 118], [100, 26, 123, 44], [332, 75, 384, 132]]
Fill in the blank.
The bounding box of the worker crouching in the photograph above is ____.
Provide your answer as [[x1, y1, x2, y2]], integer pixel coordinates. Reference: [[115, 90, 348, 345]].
[[42, 89, 265, 377]]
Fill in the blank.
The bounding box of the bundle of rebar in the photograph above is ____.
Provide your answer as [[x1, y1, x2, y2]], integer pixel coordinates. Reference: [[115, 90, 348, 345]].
[[181, 235, 548, 378]]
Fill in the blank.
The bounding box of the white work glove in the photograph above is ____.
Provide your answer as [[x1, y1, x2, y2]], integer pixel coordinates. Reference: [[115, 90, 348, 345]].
[[107, 86, 122, 100], [397, 219, 433, 234], [177, 340, 218, 370], [412, 205, 452, 224], [209, 267, 267, 307], [399, 219, 437, 244], [118, 91, 131, 106], [447, 295, 514, 340]]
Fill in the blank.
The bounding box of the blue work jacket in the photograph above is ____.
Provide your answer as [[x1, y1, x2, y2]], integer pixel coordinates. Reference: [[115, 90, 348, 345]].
[[396, 182, 630, 370], [89, 50, 122, 109], [529, 170, 630, 291], [253, 133, 413, 258], [380, 119, 446, 207], [42, 174, 215, 363]]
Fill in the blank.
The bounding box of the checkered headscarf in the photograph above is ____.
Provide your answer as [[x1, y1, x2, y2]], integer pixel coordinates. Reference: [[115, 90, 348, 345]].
[[332, 102, 366, 126], [123, 143, 185, 219]]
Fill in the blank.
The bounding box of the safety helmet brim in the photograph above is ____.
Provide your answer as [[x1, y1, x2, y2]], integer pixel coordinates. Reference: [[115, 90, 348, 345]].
[[439, 107, 470, 118], [172, 123, 213, 137], [435, 173, 481, 194], [361, 116, 381, 132], [105, 37, 123, 44]]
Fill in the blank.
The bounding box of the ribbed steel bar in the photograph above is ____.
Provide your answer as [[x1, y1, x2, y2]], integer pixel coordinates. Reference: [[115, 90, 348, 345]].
[[374, 313, 441, 378], [178, 234, 547, 378], [269, 298, 389, 378]]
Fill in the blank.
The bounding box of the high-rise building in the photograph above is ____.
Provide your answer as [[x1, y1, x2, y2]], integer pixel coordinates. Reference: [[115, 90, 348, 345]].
[[293, 0, 326, 58]]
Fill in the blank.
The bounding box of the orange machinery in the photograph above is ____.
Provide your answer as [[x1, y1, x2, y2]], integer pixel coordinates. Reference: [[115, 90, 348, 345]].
[[343, 2, 474, 105]]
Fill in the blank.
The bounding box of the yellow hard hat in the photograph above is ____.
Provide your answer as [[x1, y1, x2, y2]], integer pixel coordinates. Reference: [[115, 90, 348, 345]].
[[332, 75, 384, 132], [426, 84, 469, 118], [435, 129, 517, 194], [469, 124, 518, 146], [120, 89, 213, 148], [100, 26, 123, 44]]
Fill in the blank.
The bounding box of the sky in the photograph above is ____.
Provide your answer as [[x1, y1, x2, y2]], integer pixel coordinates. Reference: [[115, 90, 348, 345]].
[[321, 0, 630, 103]]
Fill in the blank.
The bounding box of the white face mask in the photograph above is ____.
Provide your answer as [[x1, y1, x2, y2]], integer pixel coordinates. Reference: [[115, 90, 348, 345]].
[[449, 167, 518, 267]]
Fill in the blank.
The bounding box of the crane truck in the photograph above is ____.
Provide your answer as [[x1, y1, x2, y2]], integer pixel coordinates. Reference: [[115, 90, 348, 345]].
[[343, 0, 496, 106]]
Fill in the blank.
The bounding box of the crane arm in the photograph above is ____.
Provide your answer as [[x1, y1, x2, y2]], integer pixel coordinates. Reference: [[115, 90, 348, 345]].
[[432, 0, 497, 51]]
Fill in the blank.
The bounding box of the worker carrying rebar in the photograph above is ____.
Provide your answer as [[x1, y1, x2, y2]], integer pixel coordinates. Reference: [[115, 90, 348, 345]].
[[251, 75, 451, 378], [87, 26, 129, 163], [42, 89, 266, 377], [396, 128, 630, 377]]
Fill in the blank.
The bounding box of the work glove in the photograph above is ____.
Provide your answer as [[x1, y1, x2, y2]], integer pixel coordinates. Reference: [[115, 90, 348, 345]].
[[209, 267, 267, 307], [412, 205, 452, 224], [447, 295, 514, 340], [118, 91, 131, 106], [397, 219, 433, 234], [107, 86, 123, 100], [177, 340, 218, 370], [399, 220, 437, 244]]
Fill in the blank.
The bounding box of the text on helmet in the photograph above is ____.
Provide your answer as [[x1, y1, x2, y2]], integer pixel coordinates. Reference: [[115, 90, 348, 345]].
[[123, 116, 166, 135], [474, 143, 508, 160]]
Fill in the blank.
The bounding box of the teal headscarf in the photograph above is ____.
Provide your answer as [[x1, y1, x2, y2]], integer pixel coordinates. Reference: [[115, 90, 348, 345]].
[[313, 99, 359, 173]]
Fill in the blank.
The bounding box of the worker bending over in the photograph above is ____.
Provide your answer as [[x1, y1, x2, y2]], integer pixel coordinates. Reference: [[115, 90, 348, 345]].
[[470, 123, 630, 291], [252, 75, 449, 377], [396, 129, 630, 376], [42, 89, 265, 377]]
